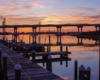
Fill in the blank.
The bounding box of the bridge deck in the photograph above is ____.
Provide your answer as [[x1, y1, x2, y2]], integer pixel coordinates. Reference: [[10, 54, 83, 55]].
[[0, 43, 63, 80]]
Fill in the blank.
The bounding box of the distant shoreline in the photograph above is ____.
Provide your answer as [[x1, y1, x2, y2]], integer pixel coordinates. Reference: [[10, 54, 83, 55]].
[[76, 31, 100, 40]]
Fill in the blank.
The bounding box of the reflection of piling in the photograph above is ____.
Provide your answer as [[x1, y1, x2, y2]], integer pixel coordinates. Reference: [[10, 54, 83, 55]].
[[66, 46, 68, 57], [60, 55, 62, 65], [74, 60, 78, 80], [46, 55, 52, 72], [2, 53, 8, 80], [60, 45, 63, 65], [60, 45, 62, 52], [14, 64, 22, 80]]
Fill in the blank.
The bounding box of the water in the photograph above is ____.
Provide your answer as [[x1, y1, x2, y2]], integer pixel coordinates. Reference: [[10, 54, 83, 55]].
[[1, 27, 99, 80]]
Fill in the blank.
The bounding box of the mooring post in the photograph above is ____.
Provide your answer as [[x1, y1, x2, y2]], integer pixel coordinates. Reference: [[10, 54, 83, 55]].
[[79, 65, 85, 80], [86, 67, 91, 80], [17, 45, 20, 53], [2, 53, 8, 80], [32, 50, 35, 62], [23, 46, 26, 56], [25, 48, 29, 59], [46, 55, 52, 72], [74, 60, 78, 80], [0, 64, 3, 80], [0, 48, 2, 65], [14, 64, 22, 80]]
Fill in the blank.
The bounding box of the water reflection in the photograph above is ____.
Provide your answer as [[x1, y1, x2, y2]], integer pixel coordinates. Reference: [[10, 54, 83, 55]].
[[0, 34, 99, 80]]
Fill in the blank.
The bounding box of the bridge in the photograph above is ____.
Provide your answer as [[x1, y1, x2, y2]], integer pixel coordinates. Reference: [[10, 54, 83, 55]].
[[0, 19, 100, 44]]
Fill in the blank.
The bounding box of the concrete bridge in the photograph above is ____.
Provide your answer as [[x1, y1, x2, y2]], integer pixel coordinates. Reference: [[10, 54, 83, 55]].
[[0, 19, 100, 43]]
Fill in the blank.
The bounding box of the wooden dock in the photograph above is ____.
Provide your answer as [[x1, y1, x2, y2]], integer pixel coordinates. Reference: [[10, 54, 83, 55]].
[[34, 51, 71, 56], [0, 43, 64, 80]]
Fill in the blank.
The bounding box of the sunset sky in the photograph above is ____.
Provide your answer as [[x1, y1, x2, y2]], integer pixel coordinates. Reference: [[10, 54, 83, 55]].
[[0, 0, 100, 25]]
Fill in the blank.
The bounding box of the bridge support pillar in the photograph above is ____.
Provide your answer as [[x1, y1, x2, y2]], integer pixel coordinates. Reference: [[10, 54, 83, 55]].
[[95, 26, 98, 31], [78, 38, 83, 45], [38, 26, 41, 44], [77, 26, 83, 33], [95, 26, 100, 31], [32, 27, 37, 44], [56, 26, 62, 44]]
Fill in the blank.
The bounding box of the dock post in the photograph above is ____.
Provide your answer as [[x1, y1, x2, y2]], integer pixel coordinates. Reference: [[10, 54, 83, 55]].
[[74, 60, 78, 80], [32, 50, 35, 62], [86, 67, 91, 80], [46, 55, 52, 72], [14, 64, 22, 80], [25, 48, 29, 59], [23, 46, 26, 56], [0, 64, 3, 80], [2, 53, 8, 80], [79, 65, 85, 80], [0, 48, 2, 65]]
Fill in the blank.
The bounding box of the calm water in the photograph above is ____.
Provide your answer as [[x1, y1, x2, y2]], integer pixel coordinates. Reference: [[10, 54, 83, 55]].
[[3, 34, 99, 80]]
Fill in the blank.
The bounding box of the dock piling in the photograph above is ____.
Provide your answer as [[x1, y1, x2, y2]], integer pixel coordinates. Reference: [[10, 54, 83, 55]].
[[2, 53, 8, 80], [0, 48, 2, 65], [32, 50, 35, 62], [79, 65, 85, 80], [14, 64, 22, 80], [86, 67, 91, 80], [46, 55, 52, 72], [74, 60, 78, 80]]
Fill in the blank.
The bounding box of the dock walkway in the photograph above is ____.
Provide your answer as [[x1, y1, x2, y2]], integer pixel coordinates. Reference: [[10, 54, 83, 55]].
[[0, 43, 63, 80]]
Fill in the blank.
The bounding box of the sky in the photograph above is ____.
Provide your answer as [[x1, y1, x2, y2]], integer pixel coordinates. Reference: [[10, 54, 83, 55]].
[[0, 0, 100, 25]]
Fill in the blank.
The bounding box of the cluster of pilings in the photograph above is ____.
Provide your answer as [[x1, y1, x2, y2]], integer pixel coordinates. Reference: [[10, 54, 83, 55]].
[[0, 49, 22, 80], [74, 60, 91, 80]]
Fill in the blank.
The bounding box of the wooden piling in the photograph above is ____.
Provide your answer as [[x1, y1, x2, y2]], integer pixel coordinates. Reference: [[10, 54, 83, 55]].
[[46, 55, 52, 72], [0, 48, 2, 65], [25, 48, 29, 59], [2, 53, 7, 80], [32, 50, 35, 62], [23, 46, 26, 56], [74, 60, 78, 80], [14, 64, 22, 80], [86, 67, 91, 80], [79, 65, 85, 80]]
